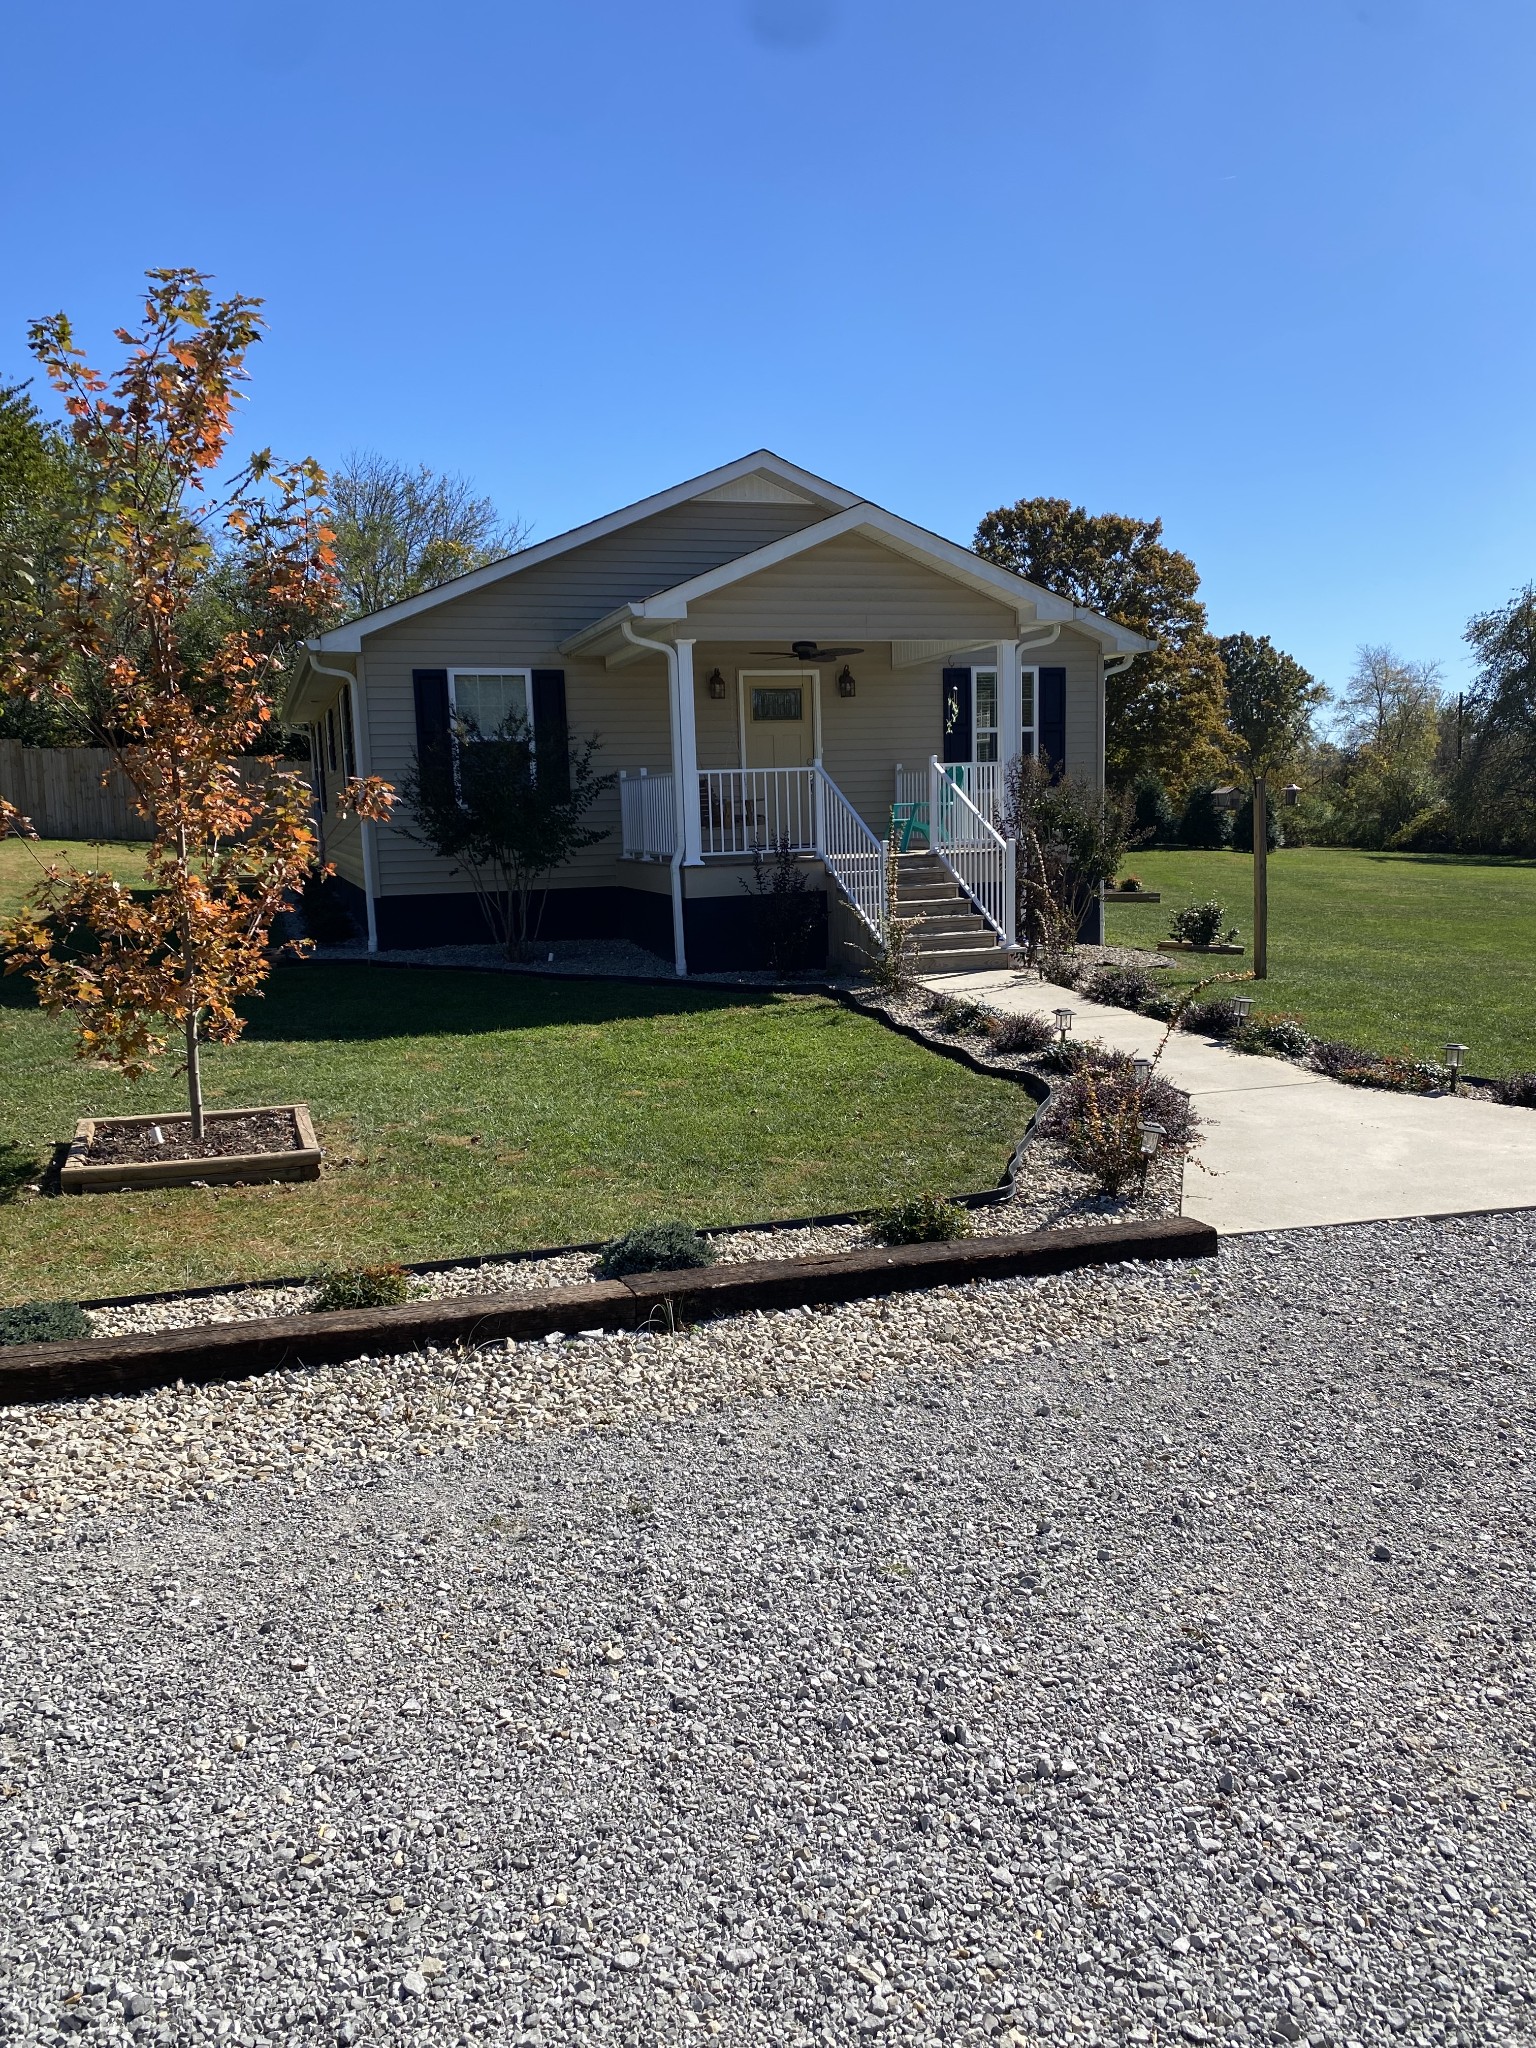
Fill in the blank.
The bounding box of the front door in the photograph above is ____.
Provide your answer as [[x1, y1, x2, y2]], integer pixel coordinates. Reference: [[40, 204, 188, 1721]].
[[742, 673, 816, 771]]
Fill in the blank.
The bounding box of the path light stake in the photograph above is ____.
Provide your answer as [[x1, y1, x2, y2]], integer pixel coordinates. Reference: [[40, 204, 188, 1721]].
[[1444, 1043, 1467, 1094], [1140, 1121, 1166, 1159], [1054, 1008, 1074, 1044], [1133, 1056, 1153, 1087], [1233, 996, 1255, 1022]]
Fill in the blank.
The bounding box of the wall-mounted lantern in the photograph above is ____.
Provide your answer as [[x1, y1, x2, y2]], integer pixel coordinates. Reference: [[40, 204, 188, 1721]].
[[707, 669, 727, 701], [837, 665, 857, 698]]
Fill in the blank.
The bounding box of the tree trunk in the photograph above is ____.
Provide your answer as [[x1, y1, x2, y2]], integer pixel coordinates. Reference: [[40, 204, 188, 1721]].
[[1253, 774, 1269, 980], [185, 1007, 205, 1143]]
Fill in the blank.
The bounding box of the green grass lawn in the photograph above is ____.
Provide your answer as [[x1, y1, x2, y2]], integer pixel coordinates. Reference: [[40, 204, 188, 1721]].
[[0, 836, 148, 921], [1106, 846, 1536, 1075], [0, 963, 1028, 1304]]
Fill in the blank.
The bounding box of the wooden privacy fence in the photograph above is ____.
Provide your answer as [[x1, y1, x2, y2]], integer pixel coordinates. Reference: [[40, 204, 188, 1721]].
[[0, 744, 312, 842]]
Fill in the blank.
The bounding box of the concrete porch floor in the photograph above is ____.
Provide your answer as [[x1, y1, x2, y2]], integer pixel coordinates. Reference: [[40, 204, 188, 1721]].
[[924, 966, 1536, 1234]]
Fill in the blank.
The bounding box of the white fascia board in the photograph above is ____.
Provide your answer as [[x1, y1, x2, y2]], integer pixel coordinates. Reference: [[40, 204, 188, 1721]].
[[309, 451, 860, 652], [283, 647, 356, 723]]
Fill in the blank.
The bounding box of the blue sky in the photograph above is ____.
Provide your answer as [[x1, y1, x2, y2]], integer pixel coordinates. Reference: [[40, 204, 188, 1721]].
[[4, 0, 1533, 697]]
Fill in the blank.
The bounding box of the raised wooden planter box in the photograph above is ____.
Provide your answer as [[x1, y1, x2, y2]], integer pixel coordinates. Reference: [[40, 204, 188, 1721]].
[[1161, 940, 1245, 955], [60, 1106, 322, 1194], [1105, 889, 1162, 903]]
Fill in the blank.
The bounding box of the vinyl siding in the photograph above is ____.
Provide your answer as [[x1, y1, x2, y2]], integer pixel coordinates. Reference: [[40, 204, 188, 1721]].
[[350, 510, 1103, 900]]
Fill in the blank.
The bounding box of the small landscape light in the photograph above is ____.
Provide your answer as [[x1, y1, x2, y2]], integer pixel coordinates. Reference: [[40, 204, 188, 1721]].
[[1133, 1056, 1153, 1086], [707, 668, 727, 700], [1233, 996, 1255, 1021], [1139, 1120, 1167, 1159], [837, 665, 857, 698], [1053, 1007, 1074, 1042], [1444, 1042, 1467, 1092]]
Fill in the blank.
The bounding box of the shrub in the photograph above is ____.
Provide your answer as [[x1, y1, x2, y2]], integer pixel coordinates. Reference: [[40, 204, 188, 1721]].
[[984, 1009, 1056, 1056], [1085, 962, 1154, 1011], [1492, 1071, 1536, 1109], [1233, 790, 1282, 851], [1130, 773, 1176, 845], [872, 1192, 972, 1245], [1042, 1064, 1198, 1198], [1139, 988, 1181, 1023], [743, 836, 823, 975], [1180, 996, 1248, 1040], [1386, 801, 1455, 853], [1232, 1013, 1313, 1060], [1036, 1035, 1115, 1075], [1168, 900, 1237, 947], [0, 1300, 92, 1346], [300, 869, 361, 944], [932, 995, 986, 1036], [596, 1221, 715, 1278], [1041, 949, 1084, 990], [310, 1263, 414, 1312], [1177, 783, 1233, 849], [1114, 874, 1145, 891], [1307, 1041, 1446, 1093]]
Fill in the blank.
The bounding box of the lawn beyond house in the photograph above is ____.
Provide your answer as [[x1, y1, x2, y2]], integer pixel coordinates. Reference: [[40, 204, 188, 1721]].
[[0, 964, 1028, 1304], [0, 836, 147, 921], [1106, 846, 1536, 1075]]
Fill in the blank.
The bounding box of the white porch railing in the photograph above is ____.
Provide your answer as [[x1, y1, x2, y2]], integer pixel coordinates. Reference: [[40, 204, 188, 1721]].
[[929, 754, 1014, 947], [895, 760, 1002, 835], [618, 768, 677, 859], [621, 764, 887, 939], [698, 766, 817, 856]]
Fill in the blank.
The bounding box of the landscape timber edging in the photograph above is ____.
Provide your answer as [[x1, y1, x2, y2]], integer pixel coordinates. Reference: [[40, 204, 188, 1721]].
[[1, 1215, 1217, 1407], [59, 1105, 323, 1193]]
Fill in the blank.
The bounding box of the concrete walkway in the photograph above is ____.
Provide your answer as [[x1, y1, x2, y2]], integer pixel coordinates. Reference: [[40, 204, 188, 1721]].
[[926, 966, 1536, 1234]]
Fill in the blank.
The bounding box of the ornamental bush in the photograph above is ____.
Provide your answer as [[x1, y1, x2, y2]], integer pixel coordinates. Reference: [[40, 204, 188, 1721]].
[[872, 1192, 972, 1245], [1084, 963, 1155, 1011], [596, 1221, 715, 1278], [1232, 1013, 1313, 1060], [310, 1264, 414, 1312], [1180, 996, 1249, 1040], [985, 1009, 1056, 1056], [1168, 900, 1237, 947], [0, 1300, 91, 1345], [1492, 1071, 1536, 1108]]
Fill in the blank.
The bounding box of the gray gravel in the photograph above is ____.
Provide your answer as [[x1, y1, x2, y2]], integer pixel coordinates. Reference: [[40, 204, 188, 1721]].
[[3, 1210, 1533, 2048]]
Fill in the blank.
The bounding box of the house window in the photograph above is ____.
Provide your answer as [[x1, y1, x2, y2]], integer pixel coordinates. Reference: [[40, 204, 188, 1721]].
[[972, 669, 999, 763], [449, 670, 531, 740], [751, 686, 803, 722]]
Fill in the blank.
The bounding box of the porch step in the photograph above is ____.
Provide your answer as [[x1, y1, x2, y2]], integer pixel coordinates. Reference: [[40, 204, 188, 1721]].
[[910, 942, 1007, 972], [906, 912, 992, 938]]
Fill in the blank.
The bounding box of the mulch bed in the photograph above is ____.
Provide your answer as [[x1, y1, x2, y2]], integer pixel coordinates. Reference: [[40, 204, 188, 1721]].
[[83, 1109, 302, 1166]]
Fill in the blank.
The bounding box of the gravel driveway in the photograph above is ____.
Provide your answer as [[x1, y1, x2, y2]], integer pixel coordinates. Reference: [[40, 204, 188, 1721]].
[[2, 1213, 1532, 2048]]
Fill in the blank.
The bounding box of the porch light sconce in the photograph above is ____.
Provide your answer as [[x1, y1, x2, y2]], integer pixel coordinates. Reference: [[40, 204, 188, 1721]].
[[1053, 1007, 1074, 1043], [706, 668, 727, 701], [1444, 1042, 1468, 1093], [837, 665, 857, 698], [1133, 1056, 1153, 1087], [1140, 1120, 1167, 1159]]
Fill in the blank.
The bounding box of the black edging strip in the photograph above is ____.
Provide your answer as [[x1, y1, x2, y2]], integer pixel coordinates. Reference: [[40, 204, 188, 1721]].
[[73, 975, 1057, 1313], [1, 1216, 1218, 1407]]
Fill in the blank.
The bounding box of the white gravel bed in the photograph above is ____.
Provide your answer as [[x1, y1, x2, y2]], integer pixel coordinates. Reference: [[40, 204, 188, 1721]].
[[1, 1211, 1532, 2048]]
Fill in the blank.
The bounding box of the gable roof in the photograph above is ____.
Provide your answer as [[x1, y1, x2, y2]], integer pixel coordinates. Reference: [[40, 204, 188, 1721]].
[[297, 449, 1151, 667]]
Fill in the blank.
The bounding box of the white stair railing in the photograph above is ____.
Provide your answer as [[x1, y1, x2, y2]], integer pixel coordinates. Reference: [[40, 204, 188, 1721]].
[[816, 764, 886, 938], [619, 768, 677, 859], [929, 754, 1014, 947]]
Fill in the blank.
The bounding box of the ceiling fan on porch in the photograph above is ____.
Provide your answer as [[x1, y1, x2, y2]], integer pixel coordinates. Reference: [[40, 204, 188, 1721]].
[[750, 640, 865, 663]]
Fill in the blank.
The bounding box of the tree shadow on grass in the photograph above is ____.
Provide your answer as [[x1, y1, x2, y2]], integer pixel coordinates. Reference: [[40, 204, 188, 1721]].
[[233, 963, 805, 1045], [1363, 851, 1536, 871]]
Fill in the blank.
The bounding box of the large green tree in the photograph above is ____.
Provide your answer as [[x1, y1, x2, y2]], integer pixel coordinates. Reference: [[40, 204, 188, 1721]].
[[331, 450, 529, 619], [973, 497, 1227, 793], [0, 378, 86, 742], [1454, 585, 1536, 852]]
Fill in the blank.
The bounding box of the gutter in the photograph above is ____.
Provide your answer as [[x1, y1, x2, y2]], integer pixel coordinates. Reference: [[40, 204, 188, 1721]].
[[305, 649, 380, 955], [620, 620, 688, 976]]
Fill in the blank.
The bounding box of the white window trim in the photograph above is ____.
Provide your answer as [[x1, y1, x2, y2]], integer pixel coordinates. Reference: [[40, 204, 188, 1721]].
[[447, 667, 534, 745], [970, 665, 1000, 766], [736, 668, 822, 767], [1020, 664, 1039, 759]]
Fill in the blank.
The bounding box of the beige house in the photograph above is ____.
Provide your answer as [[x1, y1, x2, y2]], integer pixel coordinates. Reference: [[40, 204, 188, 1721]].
[[285, 452, 1148, 974]]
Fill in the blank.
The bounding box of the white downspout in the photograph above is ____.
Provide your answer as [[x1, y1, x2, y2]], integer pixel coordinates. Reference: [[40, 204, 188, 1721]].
[[306, 649, 380, 953], [621, 619, 688, 976]]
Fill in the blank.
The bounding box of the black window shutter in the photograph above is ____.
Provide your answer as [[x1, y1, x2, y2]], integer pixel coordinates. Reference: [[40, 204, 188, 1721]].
[[941, 668, 972, 764], [1039, 667, 1067, 783], [412, 668, 452, 802], [531, 669, 570, 796]]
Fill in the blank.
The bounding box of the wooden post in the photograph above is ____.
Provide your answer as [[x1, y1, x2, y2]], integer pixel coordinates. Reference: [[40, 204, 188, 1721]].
[[1253, 773, 1269, 980]]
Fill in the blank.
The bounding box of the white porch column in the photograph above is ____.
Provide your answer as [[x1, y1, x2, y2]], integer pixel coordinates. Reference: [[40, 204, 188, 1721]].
[[997, 637, 1023, 798], [672, 636, 703, 865]]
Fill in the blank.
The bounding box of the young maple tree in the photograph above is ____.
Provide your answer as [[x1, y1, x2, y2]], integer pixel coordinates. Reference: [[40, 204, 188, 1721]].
[[0, 269, 392, 1138]]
